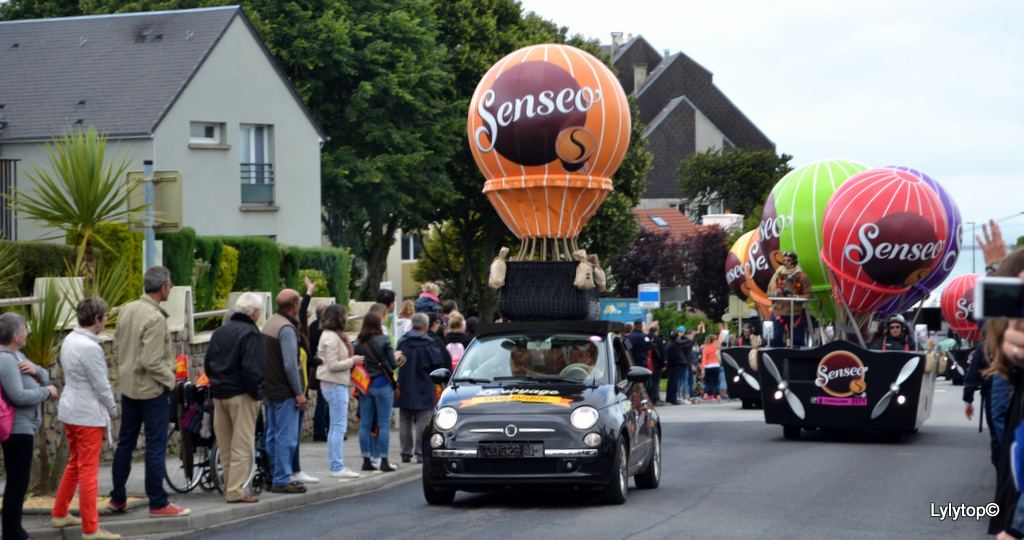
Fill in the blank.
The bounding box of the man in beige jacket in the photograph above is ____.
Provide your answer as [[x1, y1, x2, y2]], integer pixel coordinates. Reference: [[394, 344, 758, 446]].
[[108, 266, 190, 518]]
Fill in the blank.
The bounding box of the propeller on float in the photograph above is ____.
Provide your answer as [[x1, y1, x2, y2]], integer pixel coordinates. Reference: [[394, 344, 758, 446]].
[[762, 353, 804, 420], [945, 352, 965, 376], [722, 352, 760, 391], [870, 356, 920, 419]]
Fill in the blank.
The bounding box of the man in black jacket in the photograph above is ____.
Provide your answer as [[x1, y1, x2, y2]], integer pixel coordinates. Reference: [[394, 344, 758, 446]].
[[396, 314, 445, 463], [205, 292, 265, 504]]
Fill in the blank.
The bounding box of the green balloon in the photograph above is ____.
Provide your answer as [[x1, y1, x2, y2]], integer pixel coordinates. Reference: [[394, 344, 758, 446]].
[[768, 158, 868, 320]]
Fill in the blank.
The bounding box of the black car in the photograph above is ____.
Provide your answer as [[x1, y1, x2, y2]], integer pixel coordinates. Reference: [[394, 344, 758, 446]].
[[421, 320, 661, 505]]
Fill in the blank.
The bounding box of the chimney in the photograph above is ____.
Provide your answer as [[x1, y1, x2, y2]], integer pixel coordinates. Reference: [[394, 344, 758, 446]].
[[664, 49, 671, 58], [611, 32, 624, 56]]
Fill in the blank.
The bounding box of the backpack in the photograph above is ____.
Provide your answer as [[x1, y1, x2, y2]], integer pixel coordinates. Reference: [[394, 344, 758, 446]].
[[0, 353, 16, 442], [446, 342, 465, 370]]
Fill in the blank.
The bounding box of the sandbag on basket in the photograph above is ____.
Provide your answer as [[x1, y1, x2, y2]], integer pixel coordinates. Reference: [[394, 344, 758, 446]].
[[497, 261, 598, 321]]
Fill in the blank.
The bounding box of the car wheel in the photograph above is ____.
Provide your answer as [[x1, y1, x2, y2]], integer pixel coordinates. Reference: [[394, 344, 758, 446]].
[[600, 439, 628, 505], [422, 471, 455, 505], [783, 425, 801, 440], [635, 431, 660, 489]]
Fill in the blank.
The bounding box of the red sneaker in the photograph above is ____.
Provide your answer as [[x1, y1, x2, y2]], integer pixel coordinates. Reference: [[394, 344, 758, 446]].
[[107, 501, 127, 513], [149, 504, 191, 518]]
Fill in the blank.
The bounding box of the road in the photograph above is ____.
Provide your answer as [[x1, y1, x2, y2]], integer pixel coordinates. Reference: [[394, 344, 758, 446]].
[[170, 379, 995, 539]]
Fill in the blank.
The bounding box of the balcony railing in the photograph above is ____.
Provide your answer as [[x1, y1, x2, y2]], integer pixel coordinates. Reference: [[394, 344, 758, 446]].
[[240, 162, 274, 204]]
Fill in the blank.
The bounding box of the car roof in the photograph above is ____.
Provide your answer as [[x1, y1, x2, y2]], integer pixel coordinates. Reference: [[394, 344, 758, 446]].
[[475, 320, 629, 338]]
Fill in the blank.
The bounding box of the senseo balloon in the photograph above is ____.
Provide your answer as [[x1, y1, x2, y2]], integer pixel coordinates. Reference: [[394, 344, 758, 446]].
[[726, 231, 755, 302], [467, 44, 631, 239], [821, 168, 949, 314], [875, 167, 963, 317], [763, 158, 868, 319], [940, 274, 983, 342]]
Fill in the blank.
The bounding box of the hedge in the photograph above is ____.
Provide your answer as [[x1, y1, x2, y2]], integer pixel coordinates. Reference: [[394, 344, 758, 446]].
[[5, 242, 77, 296], [214, 244, 238, 309], [214, 236, 282, 303], [68, 222, 143, 299], [298, 247, 351, 306], [193, 237, 223, 312], [156, 227, 196, 286], [280, 245, 303, 293]]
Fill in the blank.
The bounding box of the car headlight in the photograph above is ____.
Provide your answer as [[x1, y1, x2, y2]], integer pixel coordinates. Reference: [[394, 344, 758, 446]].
[[570, 406, 599, 430], [434, 407, 458, 431]]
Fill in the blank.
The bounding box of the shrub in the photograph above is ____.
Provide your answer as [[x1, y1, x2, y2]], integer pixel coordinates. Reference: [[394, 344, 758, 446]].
[[298, 247, 352, 306], [8, 242, 76, 296], [193, 237, 223, 312], [297, 268, 330, 296], [156, 227, 196, 286], [280, 245, 302, 292], [213, 244, 238, 309], [68, 222, 143, 298], [218, 236, 281, 301]]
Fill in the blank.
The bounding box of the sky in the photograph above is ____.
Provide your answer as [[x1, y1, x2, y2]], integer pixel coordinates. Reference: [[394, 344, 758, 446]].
[[516, 0, 1024, 291]]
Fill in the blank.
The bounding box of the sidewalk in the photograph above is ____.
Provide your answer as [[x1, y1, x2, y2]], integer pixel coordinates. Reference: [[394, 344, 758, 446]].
[[17, 427, 419, 539]]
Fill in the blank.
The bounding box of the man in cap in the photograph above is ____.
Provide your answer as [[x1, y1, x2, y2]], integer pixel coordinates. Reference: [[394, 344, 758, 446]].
[[769, 252, 813, 348], [868, 315, 918, 351]]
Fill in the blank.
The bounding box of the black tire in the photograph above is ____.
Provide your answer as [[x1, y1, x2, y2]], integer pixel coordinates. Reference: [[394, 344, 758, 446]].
[[782, 425, 801, 440], [635, 432, 661, 489], [600, 439, 628, 505], [197, 445, 216, 492], [210, 441, 224, 494], [422, 472, 456, 505], [741, 399, 753, 410], [165, 425, 201, 493]]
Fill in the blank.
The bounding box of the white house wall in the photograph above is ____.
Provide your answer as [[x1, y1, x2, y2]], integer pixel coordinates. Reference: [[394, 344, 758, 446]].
[[3, 137, 155, 243], [154, 16, 322, 247]]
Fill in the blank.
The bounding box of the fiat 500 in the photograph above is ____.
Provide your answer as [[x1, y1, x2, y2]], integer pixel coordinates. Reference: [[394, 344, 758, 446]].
[[421, 320, 661, 505]]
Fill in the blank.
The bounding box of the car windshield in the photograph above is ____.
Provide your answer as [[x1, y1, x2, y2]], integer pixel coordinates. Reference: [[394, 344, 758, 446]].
[[454, 333, 609, 385]]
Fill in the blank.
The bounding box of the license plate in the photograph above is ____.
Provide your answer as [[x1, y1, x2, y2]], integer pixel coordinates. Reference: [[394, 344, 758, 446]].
[[479, 443, 544, 458]]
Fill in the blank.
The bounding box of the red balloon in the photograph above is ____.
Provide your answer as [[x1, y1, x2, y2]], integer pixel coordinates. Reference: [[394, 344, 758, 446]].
[[820, 168, 949, 314], [940, 274, 983, 341]]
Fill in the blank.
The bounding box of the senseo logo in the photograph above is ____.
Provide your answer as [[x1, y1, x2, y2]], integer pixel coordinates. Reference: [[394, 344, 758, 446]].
[[956, 289, 975, 321], [758, 214, 792, 248], [473, 62, 601, 169], [842, 212, 944, 286], [815, 351, 869, 397]]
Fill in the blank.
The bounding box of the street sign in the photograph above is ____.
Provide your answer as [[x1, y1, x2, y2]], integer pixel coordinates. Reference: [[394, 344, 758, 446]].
[[638, 283, 660, 309], [661, 286, 690, 303], [128, 169, 183, 233]]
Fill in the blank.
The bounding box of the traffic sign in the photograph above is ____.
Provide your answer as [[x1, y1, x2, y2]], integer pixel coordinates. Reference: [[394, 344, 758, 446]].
[[638, 283, 660, 309]]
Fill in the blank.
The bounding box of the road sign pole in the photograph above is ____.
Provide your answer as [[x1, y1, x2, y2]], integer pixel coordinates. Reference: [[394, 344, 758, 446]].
[[144, 160, 155, 270]]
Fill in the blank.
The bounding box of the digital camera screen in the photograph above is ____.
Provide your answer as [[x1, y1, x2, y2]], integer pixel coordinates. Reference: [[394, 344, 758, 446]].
[[982, 281, 1024, 319]]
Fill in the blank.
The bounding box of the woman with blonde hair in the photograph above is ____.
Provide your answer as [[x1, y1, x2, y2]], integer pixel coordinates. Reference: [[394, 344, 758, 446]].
[[414, 282, 441, 315], [395, 299, 415, 343]]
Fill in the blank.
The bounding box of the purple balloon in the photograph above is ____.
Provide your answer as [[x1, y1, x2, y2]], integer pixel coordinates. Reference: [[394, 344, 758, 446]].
[[875, 166, 962, 318]]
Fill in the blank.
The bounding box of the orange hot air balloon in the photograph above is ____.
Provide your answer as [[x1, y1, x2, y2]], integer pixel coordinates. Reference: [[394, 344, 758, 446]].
[[468, 44, 631, 239]]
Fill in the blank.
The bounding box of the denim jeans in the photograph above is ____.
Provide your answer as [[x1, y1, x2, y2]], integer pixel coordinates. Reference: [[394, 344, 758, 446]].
[[358, 385, 394, 459], [265, 398, 299, 487], [110, 391, 170, 510], [770, 312, 807, 348], [989, 374, 1012, 466], [322, 385, 351, 471], [680, 367, 695, 399]]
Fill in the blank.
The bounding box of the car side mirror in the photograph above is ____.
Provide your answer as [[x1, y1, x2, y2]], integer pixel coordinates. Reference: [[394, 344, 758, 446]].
[[626, 365, 652, 384], [430, 368, 452, 385]]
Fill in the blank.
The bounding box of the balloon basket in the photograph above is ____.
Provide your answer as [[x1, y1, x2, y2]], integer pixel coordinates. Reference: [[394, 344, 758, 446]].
[[755, 341, 936, 439], [497, 261, 599, 321]]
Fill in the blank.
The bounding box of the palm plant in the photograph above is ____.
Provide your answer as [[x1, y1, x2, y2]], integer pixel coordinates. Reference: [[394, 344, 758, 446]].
[[5, 126, 147, 286]]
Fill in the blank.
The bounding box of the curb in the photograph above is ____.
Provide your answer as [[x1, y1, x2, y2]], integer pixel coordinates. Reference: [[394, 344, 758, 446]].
[[24, 465, 420, 539]]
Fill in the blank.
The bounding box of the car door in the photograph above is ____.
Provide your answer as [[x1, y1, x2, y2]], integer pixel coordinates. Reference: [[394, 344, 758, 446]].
[[613, 334, 650, 470]]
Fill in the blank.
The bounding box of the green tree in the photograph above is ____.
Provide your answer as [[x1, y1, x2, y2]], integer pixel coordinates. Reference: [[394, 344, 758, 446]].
[[0, 0, 81, 19], [678, 148, 793, 220], [317, 0, 456, 299], [6, 127, 146, 286]]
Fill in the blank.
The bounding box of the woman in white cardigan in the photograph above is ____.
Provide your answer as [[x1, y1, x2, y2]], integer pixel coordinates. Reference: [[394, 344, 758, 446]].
[[52, 297, 119, 540], [316, 304, 364, 479]]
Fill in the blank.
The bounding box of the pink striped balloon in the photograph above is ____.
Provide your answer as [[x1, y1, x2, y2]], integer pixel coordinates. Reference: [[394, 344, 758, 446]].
[[820, 168, 949, 314], [940, 274, 982, 341]]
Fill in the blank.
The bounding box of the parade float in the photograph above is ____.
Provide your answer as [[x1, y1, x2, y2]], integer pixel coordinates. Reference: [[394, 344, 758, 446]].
[[721, 160, 966, 440]]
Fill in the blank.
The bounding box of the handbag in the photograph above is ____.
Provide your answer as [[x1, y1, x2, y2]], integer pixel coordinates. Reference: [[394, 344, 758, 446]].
[[364, 342, 400, 400]]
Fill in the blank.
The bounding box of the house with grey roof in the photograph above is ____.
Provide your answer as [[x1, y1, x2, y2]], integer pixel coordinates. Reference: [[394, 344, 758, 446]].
[[605, 34, 774, 221], [0, 6, 325, 246]]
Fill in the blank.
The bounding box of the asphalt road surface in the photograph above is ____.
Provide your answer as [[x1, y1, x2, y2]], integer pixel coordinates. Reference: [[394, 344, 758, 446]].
[[171, 379, 995, 540]]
